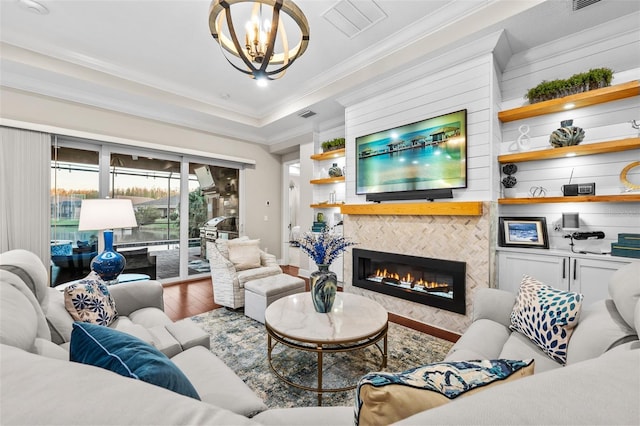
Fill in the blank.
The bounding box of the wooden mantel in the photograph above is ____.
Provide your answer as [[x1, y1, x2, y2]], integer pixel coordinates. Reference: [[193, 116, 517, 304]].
[[340, 202, 483, 216]]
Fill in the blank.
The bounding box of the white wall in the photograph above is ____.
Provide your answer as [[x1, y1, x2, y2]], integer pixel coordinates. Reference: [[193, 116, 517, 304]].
[[0, 88, 284, 257], [345, 53, 496, 204]]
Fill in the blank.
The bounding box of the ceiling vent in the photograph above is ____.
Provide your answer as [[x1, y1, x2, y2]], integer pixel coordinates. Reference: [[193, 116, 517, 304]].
[[572, 0, 601, 11], [298, 110, 317, 119], [322, 0, 387, 38]]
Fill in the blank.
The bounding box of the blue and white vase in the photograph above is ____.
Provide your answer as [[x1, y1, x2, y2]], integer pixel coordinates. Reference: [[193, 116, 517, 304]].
[[310, 264, 337, 313]]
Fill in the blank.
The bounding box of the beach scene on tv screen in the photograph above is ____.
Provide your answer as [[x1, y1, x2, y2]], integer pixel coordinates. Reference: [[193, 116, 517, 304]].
[[356, 110, 466, 195]]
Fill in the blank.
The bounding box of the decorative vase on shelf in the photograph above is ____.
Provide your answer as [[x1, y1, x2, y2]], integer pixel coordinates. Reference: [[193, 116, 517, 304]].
[[549, 119, 585, 148], [328, 163, 343, 177], [310, 264, 337, 313], [503, 188, 517, 198]]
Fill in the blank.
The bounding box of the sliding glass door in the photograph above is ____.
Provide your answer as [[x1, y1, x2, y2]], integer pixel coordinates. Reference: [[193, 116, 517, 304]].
[[50, 143, 100, 286], [51, 137, 242, 286]]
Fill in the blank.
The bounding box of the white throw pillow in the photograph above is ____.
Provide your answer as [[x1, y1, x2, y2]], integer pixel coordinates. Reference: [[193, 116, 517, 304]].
[[227, 239, 261, 271]]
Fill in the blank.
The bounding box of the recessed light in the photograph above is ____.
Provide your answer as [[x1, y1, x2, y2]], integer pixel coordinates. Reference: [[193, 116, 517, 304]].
[[566, 152, 576, 157], [18, 0, 49, 15], [564, 103, 576, 109]]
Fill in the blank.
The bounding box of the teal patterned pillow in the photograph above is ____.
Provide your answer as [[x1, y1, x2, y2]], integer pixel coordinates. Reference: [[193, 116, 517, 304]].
[[64, 272, 118, 326], [510, 275, 583, 364], [355, 359, 534, 425]]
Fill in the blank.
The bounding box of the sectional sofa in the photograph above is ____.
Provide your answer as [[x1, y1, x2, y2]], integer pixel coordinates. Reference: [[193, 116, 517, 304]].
[[1, 249, 638, 425]]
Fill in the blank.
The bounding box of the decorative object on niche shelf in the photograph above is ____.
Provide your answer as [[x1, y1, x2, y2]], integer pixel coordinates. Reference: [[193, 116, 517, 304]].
[[529, 186, 547, 198], [501, 163, 517, 198], [498, 217, 549, 249], [321, 138, 345, 153], [328, 163, 343, 177], [516, 124, 531, 151], [631, 120, 640, 137], [297, 227, 356, 313], [524, 67, 613, 104], [316, 212, 325, 222], [611, 233, 640, 259], [620, 161, 640, 192], [549, 119, 585, 148]]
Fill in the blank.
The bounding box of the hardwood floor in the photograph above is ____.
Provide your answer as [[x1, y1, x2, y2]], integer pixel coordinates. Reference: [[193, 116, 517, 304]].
[[162, 265, 302, 321], [163, 265, 459, 342]]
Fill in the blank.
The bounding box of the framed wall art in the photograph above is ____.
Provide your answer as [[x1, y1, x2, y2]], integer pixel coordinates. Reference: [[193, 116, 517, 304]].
[[498, 217, 549, 249]]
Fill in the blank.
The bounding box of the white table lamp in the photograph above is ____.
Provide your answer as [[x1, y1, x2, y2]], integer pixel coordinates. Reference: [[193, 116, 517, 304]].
[[78, 199, 138, 284]]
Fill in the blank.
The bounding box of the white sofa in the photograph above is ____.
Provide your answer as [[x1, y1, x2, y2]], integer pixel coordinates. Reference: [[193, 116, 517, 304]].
[[1, 248, 639, 425]]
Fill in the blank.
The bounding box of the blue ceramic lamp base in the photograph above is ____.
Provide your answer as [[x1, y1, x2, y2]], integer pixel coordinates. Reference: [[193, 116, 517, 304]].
[[91, 230, 126, 284]]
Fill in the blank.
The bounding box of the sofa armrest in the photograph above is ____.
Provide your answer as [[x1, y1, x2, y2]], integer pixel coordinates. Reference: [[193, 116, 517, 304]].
[[108, 280, 164, 316], [472, 288, 516, 328]]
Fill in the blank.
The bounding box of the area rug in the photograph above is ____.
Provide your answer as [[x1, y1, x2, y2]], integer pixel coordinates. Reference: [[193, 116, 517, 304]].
[[190, 308, 453, 408]]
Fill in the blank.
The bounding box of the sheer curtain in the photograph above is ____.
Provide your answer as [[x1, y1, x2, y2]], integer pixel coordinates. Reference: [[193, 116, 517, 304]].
[[0, 127, 51, 265]]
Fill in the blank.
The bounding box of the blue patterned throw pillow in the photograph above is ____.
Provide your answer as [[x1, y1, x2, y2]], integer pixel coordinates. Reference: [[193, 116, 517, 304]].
[[355, 359, 534, 425], [70, 322, 200, 400], [510, 275, 583, 365], [64, 272, 118, 326]]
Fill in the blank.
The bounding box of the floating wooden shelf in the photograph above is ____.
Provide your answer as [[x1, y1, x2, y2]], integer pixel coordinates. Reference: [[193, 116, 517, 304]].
[[340, 201, 483, 216], [310, 176, 345, 185], [498, 194, 640, 204], [310, 148, 345, 161], [498, 80, 640, 123], [498, 138, 640, 164], [310, 203, 344, 208]]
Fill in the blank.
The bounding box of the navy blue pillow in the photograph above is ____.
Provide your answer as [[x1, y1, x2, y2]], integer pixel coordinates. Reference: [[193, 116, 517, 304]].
[[70, 322, 200, 400]]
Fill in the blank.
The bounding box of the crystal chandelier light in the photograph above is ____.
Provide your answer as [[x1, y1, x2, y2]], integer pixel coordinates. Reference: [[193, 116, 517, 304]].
[[209, 0, 310, 84]]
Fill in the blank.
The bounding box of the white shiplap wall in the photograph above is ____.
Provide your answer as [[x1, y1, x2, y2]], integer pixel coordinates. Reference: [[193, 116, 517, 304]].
[[498, 12, 640, 252], [345, 54, 496, 204]]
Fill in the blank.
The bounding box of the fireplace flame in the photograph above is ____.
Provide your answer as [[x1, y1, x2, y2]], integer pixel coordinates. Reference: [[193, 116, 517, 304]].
[[370, 268, 450, 292]]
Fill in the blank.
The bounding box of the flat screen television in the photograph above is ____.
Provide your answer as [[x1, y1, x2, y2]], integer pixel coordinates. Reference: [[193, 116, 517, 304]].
[[356, 109, 467, 201]]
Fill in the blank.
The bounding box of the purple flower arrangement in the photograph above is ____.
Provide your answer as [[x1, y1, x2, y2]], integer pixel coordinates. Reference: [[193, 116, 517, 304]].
[[298, 228, 356, 266]]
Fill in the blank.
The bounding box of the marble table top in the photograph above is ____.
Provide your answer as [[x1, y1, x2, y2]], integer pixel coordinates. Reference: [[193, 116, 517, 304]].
[[265, 292, 388, 344]]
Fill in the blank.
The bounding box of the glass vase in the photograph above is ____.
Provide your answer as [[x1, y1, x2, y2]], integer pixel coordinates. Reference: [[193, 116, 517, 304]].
[[310, 264, 337, 313]]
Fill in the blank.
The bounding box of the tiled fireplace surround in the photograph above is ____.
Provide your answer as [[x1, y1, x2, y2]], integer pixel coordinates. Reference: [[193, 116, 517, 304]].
[[342, 202, 493, 335]]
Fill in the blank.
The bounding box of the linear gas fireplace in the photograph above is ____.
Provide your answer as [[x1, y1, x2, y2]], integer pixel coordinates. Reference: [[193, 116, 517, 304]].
[[352, 248, 466, 314]]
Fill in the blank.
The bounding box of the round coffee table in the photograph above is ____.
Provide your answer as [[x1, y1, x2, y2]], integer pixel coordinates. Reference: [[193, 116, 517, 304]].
[[264, 292, 388, 405]]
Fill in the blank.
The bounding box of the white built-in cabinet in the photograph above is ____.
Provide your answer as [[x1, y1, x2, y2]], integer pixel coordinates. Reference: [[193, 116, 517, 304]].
[[497, 249, 637, 305]]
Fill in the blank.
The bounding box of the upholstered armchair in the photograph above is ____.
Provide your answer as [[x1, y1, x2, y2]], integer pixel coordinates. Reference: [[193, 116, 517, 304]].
[[207, 237, 282, 309]]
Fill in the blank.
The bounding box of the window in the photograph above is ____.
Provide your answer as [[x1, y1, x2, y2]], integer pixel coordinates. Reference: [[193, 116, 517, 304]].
[[50, 138, 242, 286]]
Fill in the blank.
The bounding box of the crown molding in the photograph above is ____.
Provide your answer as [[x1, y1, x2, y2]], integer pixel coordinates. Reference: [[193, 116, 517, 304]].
[[336, 29, 507, 108], [0, 117, 256, 166]]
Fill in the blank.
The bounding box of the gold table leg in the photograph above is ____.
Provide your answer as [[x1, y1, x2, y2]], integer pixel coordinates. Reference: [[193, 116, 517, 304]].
[[317, 345, 323, 406]]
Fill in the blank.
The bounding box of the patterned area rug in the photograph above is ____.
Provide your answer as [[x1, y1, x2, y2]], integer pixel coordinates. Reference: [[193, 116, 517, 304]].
[[190, 308, 453, 408]]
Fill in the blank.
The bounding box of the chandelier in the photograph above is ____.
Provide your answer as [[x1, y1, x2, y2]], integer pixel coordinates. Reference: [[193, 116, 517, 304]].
[[209, 0, 310, 83]]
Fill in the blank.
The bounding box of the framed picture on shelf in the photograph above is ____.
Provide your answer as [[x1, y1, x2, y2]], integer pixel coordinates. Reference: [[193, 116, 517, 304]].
[[498, 217, 549, 249]]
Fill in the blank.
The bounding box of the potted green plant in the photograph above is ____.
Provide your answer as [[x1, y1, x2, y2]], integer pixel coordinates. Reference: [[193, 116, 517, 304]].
[[321, 138, 345, 153], [525, 68, 613, 104]]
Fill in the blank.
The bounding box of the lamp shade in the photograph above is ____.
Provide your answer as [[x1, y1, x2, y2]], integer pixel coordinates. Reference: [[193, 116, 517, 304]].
[[78, 199, 138, 231]]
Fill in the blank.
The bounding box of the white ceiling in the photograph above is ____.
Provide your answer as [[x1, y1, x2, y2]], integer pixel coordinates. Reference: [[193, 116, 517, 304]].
[[1, 0, 638, 152]]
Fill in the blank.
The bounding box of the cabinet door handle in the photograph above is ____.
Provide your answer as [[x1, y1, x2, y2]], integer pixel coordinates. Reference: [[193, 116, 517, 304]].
[[562, 258, 566, 279], [573, 259, 577, 281]]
